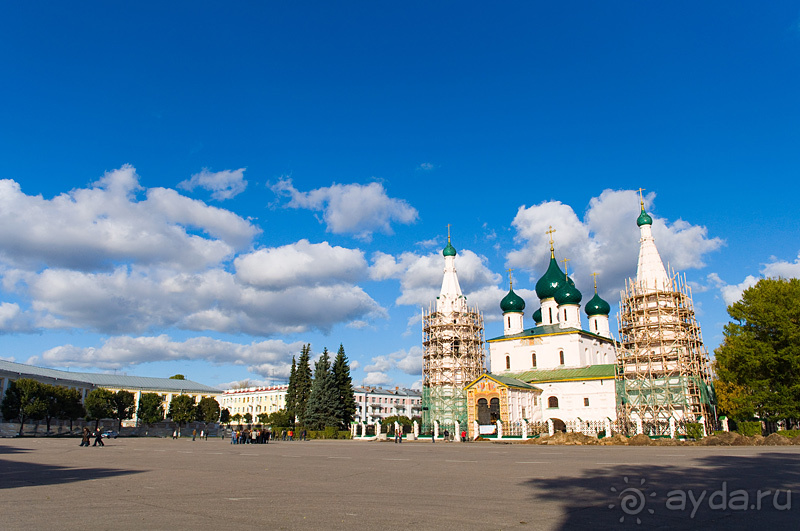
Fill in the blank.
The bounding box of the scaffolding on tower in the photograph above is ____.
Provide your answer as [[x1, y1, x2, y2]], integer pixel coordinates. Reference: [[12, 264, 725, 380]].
[[422, 302, 485, 433], [616, 268, 715, 436]]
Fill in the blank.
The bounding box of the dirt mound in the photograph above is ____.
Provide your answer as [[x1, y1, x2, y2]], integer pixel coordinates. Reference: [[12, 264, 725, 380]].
[[763, 433, 792, 446], [627, 434, 652, 446], [600, 433, 629, 446], [535, 431, 600, 445], [699, 432, 749, 446], [650, 437, 681, 446]]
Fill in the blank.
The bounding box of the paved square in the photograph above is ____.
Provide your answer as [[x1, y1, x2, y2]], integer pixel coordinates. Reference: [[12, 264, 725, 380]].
[[2, 437, 799, 530]]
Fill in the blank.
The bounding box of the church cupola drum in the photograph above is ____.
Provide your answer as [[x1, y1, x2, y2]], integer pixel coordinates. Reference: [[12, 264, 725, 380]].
[[422, 229, 486, 434]]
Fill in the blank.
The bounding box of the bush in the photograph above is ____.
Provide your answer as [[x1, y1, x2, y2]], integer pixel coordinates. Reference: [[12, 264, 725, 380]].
[[736, 421, 762, 437], [597, 430, 606, 439], [776, 429, 800, 438], [685, 422, 704, 440]]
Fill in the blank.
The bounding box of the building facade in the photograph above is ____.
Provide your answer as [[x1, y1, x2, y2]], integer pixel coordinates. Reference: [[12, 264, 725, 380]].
[[354, 386, 422, 425], [218, 385, 288, 419]]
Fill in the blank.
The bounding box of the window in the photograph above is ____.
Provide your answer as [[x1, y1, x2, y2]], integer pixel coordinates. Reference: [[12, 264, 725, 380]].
[[506, 356, 511, 370], [507, 316, 511, 328], [564, 309, 567, 321], [559, 351, 565, 365], [584, 397, 590, 407], [548, 396, 559, 408], [594, 319, 598, 332], [548, 307, 553, 323], [521, 407, 526, 418], [531, 353, 537, 368]]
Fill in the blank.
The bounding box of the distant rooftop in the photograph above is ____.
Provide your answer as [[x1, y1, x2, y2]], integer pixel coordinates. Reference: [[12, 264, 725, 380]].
[[0, 359, 221, 394]]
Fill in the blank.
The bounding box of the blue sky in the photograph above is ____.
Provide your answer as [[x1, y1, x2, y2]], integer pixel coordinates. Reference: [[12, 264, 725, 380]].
[[1, 2, 799, 389]]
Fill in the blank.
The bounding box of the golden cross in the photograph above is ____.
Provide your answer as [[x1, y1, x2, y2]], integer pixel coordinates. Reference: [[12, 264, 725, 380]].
[[591, 272, 599, 292], [637, 188, 646, 209], [447, 223, 451, 242], [546, 226, 556, 257], [507, 268, 514, 289], [561, 257, 570, 279]]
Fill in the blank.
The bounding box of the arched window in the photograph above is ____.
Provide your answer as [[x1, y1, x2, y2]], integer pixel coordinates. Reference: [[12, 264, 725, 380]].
[[564, 309, 568, 321], [548, 307, 553, 323], [594, 319, 598, 332], [531, 352, 537, 368], [559, 351, 565, 365], [548, 396, 559, 409], [506, 356, 511, 370]]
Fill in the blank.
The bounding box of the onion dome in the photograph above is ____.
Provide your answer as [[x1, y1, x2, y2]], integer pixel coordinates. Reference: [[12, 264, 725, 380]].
[[532, 308, 542, 324], [554, 280, 582, 305], [535, 256, 566, 299], [500, 286, 525, 313], [637, 206, 653, 227], [585, 291, 611, 316], [442, 240, 457, 257]]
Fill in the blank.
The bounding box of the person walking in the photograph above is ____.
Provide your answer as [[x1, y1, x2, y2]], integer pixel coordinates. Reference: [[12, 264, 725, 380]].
[[192, 428, 197, 441], [80, 427, 91, 447], [92, 428, 104, 447]]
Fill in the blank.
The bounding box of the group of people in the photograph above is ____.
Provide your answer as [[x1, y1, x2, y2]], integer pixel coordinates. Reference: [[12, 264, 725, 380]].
[[229, 427, 308, 444], [79, 427, 104, 447], [230, 427, 273, 444]]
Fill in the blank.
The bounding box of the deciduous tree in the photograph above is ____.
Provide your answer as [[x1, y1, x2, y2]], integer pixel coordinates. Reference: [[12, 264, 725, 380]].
[[168, 394, 196, 435], [714, 278, 800, 424], [137, 392, 165, 428], [112, 390, 136, 431], [197, 397, 221, 425], [84, 388, 115, 430], [1, 379, 47, 436]]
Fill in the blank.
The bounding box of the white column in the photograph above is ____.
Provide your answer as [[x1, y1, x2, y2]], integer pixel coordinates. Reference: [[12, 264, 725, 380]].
[[496, 419, 503, 439], [453, 420, 460, 442], [434, 420, 439, 439], [547, 419, 554, 436], [635, 418, 643, 436], [700, 417, 707, 437], [472, 420, 479, 440], [522, 421, 528, 440], [605, 417, 613, 438], [721, 417, 729, 432], [413, 420, 419, 439], [669, 417, 676, 439]]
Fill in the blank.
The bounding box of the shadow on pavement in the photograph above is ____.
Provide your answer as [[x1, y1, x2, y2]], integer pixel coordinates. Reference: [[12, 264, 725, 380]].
[[527, 452, 800, 530], [0, 458, 142, 489]]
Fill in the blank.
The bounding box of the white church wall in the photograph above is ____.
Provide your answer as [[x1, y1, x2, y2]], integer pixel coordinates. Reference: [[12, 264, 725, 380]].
[[537, 379, 617, 423]]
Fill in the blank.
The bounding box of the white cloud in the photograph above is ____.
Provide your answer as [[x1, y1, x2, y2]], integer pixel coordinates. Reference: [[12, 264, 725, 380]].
[[418, 163, 434, 171], [28, 335, 305, 377], [178, 168, 247, 200], [0, 165, 259, 272], [370, 249, 502, 310], [0, 302, 36, 333], [26, 265, 386, 335], [708, 252, 800, 306], [506, 189, 724, 303], [235, 240, 368, 290], [364, 346, 423, 376], [363, 371, 391, 386], [271, 178, 418, 240]]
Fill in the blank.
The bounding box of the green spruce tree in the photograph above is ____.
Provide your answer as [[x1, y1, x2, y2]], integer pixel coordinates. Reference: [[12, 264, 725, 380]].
[[294, 344, 313, 423], [286, 356, 298, 421], [302, 347, 339, 430], [332, 343, 356, 430]]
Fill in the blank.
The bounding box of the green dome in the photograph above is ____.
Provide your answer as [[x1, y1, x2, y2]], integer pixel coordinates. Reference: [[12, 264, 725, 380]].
[[535, 257, 566, 299], [500, 288, 526, 313], [585, 292, 611, 316], [637, 207, 653, 227], [442, 241, 457, 257], [532, 308, 542, 323], [555, 281, 582, 305]]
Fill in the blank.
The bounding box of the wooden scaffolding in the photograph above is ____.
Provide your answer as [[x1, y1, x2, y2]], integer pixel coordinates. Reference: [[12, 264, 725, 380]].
[[422, 302, 485, 431], [617, 270, 715, 435]]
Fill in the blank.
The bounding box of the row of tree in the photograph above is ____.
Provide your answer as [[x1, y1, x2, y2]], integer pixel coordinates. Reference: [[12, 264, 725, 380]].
[[285, 344, 356, 430], [714, 278, 800, 427], [1, 378, 221, 436]]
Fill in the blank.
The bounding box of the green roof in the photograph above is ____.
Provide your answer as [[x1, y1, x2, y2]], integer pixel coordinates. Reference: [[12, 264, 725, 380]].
[[585, 291, 611, 316], [466, 373, 541, 391], [487, 323, 613, 343], [637, 207, 653, 227], [500, 287, 526, 313], [442, 241, 457, 256], [535, 256, 567, 299], [505, 364, 617, 383]]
